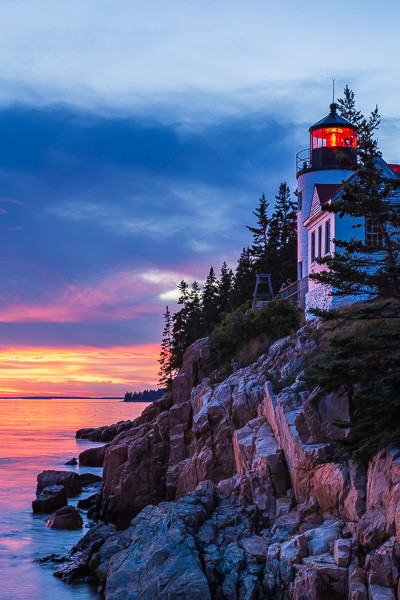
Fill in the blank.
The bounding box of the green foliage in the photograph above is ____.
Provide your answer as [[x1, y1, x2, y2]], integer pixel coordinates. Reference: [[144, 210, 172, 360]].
[[305, 300, 400, 463], [158, 183, 298, 377], [229, 248, 256, 310], [158, 306, 175, 390], [207, 299, 301, 372], [171, 280, 204, 370], [244, 184, 297, 294]]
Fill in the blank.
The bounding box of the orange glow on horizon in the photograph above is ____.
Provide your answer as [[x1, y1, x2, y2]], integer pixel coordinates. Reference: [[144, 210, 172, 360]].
[[0, 344, 161, 397]]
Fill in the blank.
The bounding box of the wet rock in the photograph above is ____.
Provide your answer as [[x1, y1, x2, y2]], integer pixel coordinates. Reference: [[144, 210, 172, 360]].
[[77, 493, 98, 509], [32, 485, 68, 514], [78, 445, 106, 467], [46, 506, 83, 529], [37, 470, 81, 497], [54, 522, 117, 582], [76, 421, 134, 442], [65, 457, 77, 465], [104, 491, 214, 600], [78, 473, 101, 487]]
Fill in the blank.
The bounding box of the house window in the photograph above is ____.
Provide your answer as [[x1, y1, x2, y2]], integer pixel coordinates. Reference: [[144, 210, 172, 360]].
[[297, 191, 302, 211], [311, 231, 316, 263], [365, 219, 384, 247], [318, 226, 322, 258], [325, 220, 331, 254], [298, 261, 303, 280]]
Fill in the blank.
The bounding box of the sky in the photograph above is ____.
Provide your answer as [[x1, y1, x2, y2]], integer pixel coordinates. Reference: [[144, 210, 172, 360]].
[[1, 0, 400, 396]]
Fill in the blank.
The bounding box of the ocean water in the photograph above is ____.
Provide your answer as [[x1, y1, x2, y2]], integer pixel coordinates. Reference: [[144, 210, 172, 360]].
[[0, 398, 149, 600]]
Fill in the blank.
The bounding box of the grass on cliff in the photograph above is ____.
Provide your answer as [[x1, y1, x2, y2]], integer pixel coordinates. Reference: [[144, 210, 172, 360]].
[[304, 299, 400, 464], [207, 299, 302, 382]]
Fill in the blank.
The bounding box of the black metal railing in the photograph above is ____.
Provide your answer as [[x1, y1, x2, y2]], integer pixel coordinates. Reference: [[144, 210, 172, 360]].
[[276, 276, 308, 309], [296, 148, 311, 174]]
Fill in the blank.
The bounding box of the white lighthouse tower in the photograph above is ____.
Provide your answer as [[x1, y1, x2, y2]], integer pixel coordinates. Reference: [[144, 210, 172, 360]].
[[296, 103, 357, 283]]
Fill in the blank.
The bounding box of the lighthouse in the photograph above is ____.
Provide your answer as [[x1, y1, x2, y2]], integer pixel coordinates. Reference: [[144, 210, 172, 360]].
[[296, 103, 357, 283]]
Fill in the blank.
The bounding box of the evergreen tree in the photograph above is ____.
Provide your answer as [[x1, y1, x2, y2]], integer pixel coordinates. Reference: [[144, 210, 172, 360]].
[[246, 193, 270, 273], [217, 261, 233, 315], [202, 266, 220, 330], [337, 85, 380, 153], [305, 301, 400, 463], [310, 115, 400, 300], [171, 280, 205, 369], [158, 306, 175, 390], [268, 183, 297, 290], [229, 247, 256, 309]]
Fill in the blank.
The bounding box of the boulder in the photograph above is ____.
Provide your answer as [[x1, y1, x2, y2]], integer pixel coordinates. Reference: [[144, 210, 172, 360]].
[[295, 386, 349, 444], [77, 493, 98, 509], [32, 485, 67, 514], [78, 473, 102, 487], [348, 566, 367, 600], [65, 457, 77, 465], [356, 509, 392, 549], [366, 538, 400, 588], [76, 420, 134, 442], [45, 506, 83, 529], [79, 445, 106, 467], [54, 522, 117, 582], [37, 470, 81, 497], [368, 585, 396, 600], [104, 492, 214, 600], [333, 538, 351, 568], [292, 563, 348, 600], [306, 520, 344, 556]]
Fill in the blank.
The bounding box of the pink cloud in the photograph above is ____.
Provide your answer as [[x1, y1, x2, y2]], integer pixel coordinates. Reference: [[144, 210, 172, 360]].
[[0, 271, 165, 323], [0, 197, 23, 204]]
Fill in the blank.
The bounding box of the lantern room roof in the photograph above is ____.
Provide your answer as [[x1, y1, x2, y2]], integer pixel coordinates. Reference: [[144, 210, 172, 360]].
[[309, 103, 357, 132]]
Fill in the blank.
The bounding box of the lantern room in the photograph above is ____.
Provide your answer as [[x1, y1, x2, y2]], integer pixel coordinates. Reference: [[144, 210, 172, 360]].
[[308, 103, 357, 169]]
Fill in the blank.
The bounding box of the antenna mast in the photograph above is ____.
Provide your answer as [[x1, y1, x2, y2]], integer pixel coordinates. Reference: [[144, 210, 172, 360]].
[[332, 78, 336, 103]]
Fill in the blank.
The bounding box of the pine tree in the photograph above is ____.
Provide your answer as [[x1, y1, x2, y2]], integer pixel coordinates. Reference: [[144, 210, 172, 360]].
[[268, 182, 297, 290], [217, 261, 233, 315], [229, 247, 256, 309], [202, 266, 220, 330], [305, 301, 400, 463], [158, 306, 175, 390], [310, 99, 400, 300], [171, 280, 205, 369], [246, 193, 270, 273], [337, 85, 380, 153]]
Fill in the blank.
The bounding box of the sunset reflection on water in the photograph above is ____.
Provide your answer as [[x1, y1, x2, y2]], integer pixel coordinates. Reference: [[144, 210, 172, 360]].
[[0, 397, 149, 600]]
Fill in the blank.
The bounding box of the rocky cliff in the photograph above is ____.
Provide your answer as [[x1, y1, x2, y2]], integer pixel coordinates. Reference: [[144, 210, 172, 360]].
[[58, 324, 400, 600]]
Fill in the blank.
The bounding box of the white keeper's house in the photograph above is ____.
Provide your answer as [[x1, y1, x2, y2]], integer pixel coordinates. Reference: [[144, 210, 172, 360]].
[[287, 102, 400, 313]]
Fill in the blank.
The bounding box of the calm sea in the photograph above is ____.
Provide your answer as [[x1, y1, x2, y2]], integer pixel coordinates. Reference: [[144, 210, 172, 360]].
[[0, 398, 149, 600]]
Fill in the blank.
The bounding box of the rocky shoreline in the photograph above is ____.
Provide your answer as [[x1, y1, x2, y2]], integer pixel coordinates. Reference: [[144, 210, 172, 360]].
[[39, 324, 400, 599]]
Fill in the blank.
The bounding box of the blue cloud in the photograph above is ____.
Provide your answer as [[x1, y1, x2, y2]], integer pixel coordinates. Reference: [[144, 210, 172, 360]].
[[0, 104, 298, 347]]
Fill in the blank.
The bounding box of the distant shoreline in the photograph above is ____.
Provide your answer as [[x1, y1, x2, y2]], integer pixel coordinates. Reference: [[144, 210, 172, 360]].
[[0, 396, 124, 400]]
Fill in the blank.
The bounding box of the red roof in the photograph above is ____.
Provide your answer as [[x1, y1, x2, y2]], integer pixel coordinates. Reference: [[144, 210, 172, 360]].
[[315, 183, 342, 205], [389, 164, 400, 176]]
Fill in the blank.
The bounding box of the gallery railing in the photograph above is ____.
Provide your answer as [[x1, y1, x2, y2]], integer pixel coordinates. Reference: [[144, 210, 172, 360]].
[[276, 276, 308, 310]]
